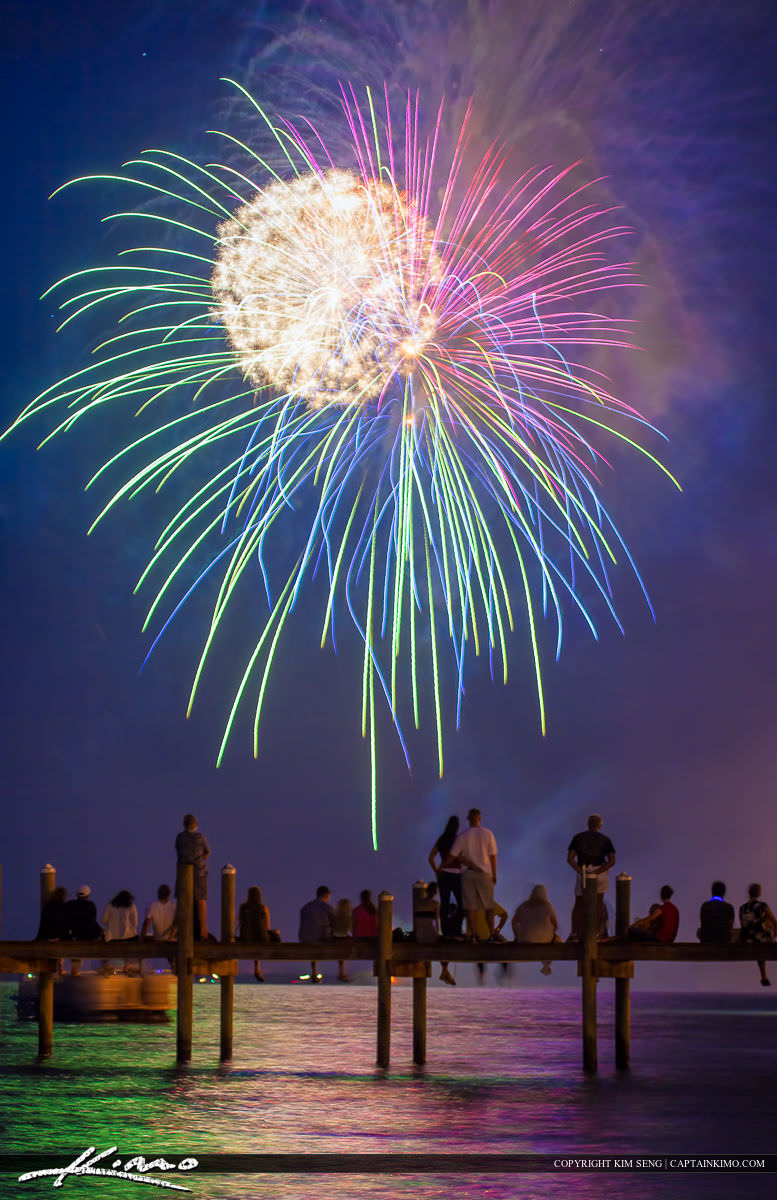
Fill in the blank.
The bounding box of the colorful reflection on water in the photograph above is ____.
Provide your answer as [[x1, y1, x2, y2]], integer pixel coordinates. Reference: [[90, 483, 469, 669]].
[[1, 986, 774, 1199]]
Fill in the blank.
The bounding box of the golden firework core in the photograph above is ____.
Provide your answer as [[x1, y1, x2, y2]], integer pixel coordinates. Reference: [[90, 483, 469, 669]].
[[211, 169, 439, 409]]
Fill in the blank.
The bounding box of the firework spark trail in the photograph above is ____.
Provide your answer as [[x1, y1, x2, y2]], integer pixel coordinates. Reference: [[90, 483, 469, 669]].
[[6, 81, 679, 847]]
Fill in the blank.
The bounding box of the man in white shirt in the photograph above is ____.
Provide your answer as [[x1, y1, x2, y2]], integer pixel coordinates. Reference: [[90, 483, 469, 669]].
[[451, 808, 498, 937], [141, 884, 177, 940]]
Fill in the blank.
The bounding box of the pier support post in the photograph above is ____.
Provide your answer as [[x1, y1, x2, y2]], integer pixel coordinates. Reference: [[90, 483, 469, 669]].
[[581, 873, 598, 1072], [615, 873, 631, 1070], [220, 865, 236, 1062], [38, 863, 56, 1058], [411, 880, 427, 1064], [176, 863, 194, 1064], [376, 891, 393, 1068], [412, 975, 427, 1065]]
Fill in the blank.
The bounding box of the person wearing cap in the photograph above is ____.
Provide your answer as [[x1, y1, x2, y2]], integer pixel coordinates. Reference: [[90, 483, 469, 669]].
[[567, 814, 616, 938], [64, 885, 103, 976], [450, 808, 498, 938]]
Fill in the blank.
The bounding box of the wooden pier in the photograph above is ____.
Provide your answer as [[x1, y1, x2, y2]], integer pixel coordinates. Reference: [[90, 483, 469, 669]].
[[1, 864, 774, 1072]]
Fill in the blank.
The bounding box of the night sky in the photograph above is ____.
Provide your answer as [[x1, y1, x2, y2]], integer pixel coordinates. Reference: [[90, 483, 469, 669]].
[[2, 0, 776, 987]]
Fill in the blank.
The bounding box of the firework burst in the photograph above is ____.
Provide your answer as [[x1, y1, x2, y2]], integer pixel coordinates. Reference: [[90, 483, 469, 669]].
[[7, 81, 678, 845]]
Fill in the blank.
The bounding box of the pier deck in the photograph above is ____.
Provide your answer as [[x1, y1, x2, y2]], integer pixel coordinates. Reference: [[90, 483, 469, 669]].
[[1, 866, 773, 1071]]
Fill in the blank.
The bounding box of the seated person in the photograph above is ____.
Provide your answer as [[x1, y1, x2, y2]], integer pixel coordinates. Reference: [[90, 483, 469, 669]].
[[239, 885, 271, 982], [36, 887, 71, 941], [299, 885, 334, 984], [697, 881, 735, 943], [627, 903, 662, 941], [512, 884, 559, 976], [413, 882, 441, 944], [468, 900, 508, 942], [352, 890, 379, 937], [655, 885, 680, 943], [739, 883, 777, 987], [64, 884, 103, 976]]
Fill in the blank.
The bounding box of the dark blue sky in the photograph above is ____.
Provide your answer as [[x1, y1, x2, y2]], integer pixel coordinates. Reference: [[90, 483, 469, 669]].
[[2, 1, 776, 985]]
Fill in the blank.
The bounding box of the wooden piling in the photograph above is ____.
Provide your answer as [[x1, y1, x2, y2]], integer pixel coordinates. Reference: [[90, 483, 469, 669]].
[[411, 880, 427, 1064], [176, 862, 194, 1064], [581, 873, 598, 1072], [220, 865, 236, 1062], [412, 976, 427, 1065], [376, 891, 393, 1068], [614, 873, 631, 1070], [37, 864, 56, 1058]]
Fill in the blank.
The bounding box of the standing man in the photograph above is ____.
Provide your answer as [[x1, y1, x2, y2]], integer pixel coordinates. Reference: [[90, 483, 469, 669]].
[[451, 808, 498, 938], [567, 814, 616, 938], [175, 814, 210, 940]]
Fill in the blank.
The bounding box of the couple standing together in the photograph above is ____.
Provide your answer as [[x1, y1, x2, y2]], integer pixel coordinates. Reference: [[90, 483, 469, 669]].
[[428, 808, 498, 939]]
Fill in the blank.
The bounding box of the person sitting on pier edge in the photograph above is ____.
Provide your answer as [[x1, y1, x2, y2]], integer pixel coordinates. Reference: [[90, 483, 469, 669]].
[[471, 900, 510, 982], [101, 890, 139, 975], [140, 883, 177, 976], [36, 886, 70, 940], [512, 884, 560, 976], [627, 903, 663, 941], [415, 881, 457, 987], [175, 813, 210, 940], [697, 880, 735, 943], [238, 885, 271, 982], [739, 883, 777, 987], [450, 808, 498, 939], [428, 815, 464, 937], [567, 814, 616, 938], [468, 899, 509, 942], [655, 885, 679, 943], [351, 889, 379, 938], [141, 884, 177, 942], [333, 897, 353, 982], [64, 884, 103, 976], [413, 882, 441, 944], [299, 885, 335, 983], [36, 886, 71, 974]]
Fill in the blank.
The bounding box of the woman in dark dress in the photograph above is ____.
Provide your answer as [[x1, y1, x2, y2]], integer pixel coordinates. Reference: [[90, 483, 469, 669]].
[[428, 815, 463, 938]]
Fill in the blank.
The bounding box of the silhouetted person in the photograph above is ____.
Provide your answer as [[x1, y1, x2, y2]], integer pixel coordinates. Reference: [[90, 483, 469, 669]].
[[299, 885, 334, 983], [351, 890, 379, 938], [332, 897, 352, 982], [697, 881, 734, 943], [655, 885, 680, 943], [450, 808, 498, 937], [35, 885, 70, 976], [175, 813, 210, 939], [567, 814, 615, 938], [36, 886, 70, 941], [101, 889, 139, 974], [512, 884, 559, 976], [64, 884, 103, 976], [428, 815, 463, 937], [627, 903, 663, 941], [238, 885, 271, 982], [739, 883, 777, 986], [140, 884, 177, 941]]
